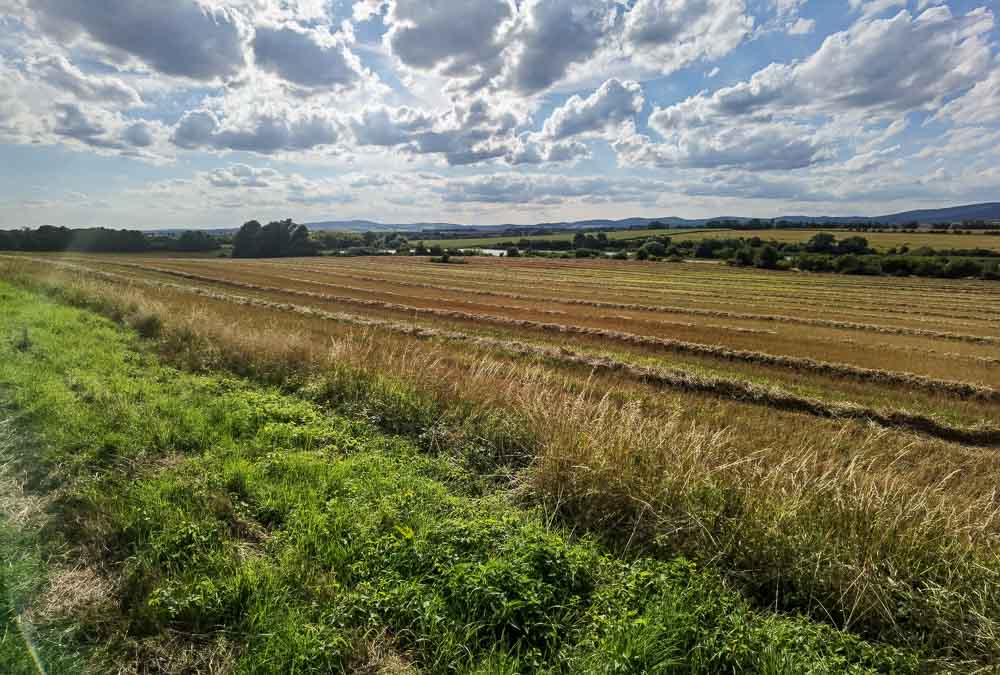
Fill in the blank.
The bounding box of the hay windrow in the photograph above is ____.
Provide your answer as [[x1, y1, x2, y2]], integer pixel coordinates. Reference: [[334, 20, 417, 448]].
[[7, 256, 998, 446], [114, 261, 1000, 402]]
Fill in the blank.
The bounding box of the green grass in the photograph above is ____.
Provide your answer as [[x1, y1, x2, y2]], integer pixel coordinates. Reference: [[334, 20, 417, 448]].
[[0, 283, 928, 671]]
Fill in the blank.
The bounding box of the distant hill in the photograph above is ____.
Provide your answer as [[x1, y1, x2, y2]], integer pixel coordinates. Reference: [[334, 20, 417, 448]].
[[305, 220, 464, 232], [141, 202, 1000, 235], [875, 202, 1000, 224], [778, 203, 1000, 225], [300, 203, 1000, 233], [301, 216, 721, 233]]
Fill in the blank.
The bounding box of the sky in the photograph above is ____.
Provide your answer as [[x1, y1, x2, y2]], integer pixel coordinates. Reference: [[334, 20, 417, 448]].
[[0, 0, 998, 230]]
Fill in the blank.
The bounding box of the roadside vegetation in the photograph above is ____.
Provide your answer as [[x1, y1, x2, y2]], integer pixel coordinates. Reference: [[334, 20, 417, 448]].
[[2, 253, 999, 670]]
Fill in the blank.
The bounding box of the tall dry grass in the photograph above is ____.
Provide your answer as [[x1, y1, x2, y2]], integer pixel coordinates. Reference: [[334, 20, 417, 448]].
[[2, 257, 999, 664]]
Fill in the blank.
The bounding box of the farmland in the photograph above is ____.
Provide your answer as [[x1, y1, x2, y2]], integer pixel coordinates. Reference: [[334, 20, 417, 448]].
[[420, 227, 1000, 252], [1, 252, 999, 671]]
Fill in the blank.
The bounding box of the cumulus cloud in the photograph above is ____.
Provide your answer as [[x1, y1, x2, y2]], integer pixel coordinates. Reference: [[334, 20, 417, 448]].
[[622, 0, 753, 74], [349, 105, 434, 146], [29, 54, 142, 107], [438, 173, 667, 205], [503, 0, 616, 95], [350, 98, 525, 166], [206, 164, 277, 188], [253, 24, 362, 91], [123, 121, 156, 147], [51, 102, 161, 152], [29, 0, 247, 81], [506, 136, 590, 165], [172, 108, 340, 153], [618, 5, 995, 170], [616, 118, 830, 170], [540, 78, 644, 141], [688, 6, 995, 116], [374, 0, 753, 96], [384, 0, 514, 87]]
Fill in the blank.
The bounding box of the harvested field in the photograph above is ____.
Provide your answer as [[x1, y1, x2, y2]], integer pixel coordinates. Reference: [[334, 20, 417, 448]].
[[3, 252, 1000, 668], [9, 253, 1000, 426]]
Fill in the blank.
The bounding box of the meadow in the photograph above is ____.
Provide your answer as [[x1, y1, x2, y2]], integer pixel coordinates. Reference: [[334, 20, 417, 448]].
[[419, 227, 1000, 252], [1, 252, 999, 671]]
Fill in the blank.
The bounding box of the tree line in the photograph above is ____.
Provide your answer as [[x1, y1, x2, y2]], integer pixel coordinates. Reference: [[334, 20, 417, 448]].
[[0, 226, 220, 253]]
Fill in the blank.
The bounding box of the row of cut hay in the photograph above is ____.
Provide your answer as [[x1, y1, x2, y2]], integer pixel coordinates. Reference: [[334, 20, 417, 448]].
[[13, 256, 999, 446], [112, 260, 1000, 401], [244, 254, 1000, 324], [254, 260, 1000, 340], [371, 256, 1000, 311], [5, 257, 1000, 663], [282, 258, 1000, 319], [217, 269, 781, 338], [495, 255, 1000, 296]]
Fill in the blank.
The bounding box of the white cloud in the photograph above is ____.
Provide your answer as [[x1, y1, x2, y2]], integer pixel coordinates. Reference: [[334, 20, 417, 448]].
[[383, 0, 514, 89], [937, 66, 1000, 126], [29, 54, 142, 107], [622, 0, 753, 75], [252, 24, 364, 91], [615, 6, 995, 171], [787, 17, 815, 34], [848, 0, 906, 18], [27, 0, 249, 81], [540, 78, 644, 141], [172, 108, 341, 154], [680, 7, 993, 118], [437, 173, 668, 205]]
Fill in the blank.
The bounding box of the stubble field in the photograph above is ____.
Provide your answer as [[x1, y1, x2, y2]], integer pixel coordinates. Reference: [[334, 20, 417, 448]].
[[2, 252, 999, 670]]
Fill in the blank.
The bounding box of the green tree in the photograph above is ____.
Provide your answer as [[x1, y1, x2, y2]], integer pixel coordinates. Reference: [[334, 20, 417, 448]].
[[233, 220, 262, 258], [640, 240, 666, 257], [756, 245, 780, 269], [805, 233, 836, 254], [732, 246, 754, 267], [233, 219, 318, 258]]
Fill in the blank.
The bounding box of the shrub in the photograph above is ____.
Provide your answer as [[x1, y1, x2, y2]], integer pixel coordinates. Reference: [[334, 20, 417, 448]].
[[880, 257, 914, 276], [795, 254, 833, 272], [755, 246, 780, 269], [132, 312, 163, 339], [731, 247, 754, 267], [640, 241, 667, 258], [942, 259, 984, 279]]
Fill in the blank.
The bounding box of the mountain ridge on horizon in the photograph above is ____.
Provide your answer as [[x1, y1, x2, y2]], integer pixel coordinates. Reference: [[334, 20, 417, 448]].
[[299, 202, 1000, 233], [141, 202, 1000, 234]]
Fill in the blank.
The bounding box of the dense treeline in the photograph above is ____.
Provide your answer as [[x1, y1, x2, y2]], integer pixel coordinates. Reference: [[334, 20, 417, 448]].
[[0, 225, 221, 253], [0, 225, 149, 252], [477, 231, 1000, 280], [717, 234, 1000, 280], [233, 219, 320, 258]]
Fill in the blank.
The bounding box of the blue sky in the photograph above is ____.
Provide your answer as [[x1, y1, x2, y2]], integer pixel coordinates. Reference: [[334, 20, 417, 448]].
[[0, 0, 998, 229]]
